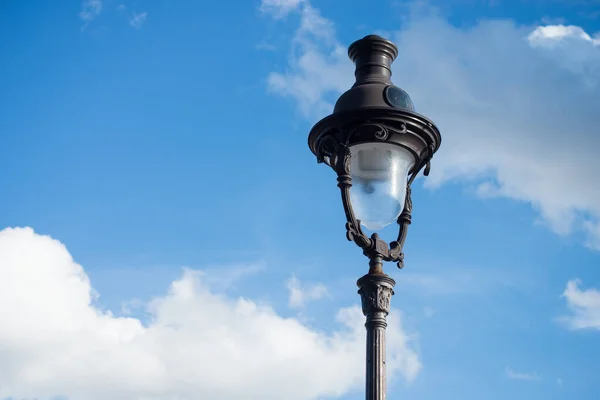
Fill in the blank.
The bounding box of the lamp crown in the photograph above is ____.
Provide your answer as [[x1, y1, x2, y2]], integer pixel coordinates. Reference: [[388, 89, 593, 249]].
[[348, 35, 399, 85], [333, 34, 412, 113]]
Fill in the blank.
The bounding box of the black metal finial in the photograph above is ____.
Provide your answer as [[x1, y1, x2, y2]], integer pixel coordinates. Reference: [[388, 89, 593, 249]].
[[332, 34, 412, 113], [348, 35, 398, 85]]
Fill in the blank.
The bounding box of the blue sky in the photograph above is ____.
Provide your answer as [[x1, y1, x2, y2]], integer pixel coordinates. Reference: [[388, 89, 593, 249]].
[[1, 0, 600, 399]]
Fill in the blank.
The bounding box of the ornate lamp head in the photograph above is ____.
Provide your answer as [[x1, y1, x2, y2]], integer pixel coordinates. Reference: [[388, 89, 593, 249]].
[[307, 35, 442, 273]]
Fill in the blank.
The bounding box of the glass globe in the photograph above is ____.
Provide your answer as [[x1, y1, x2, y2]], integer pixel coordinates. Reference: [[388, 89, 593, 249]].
[[349, 143, 415, 231]]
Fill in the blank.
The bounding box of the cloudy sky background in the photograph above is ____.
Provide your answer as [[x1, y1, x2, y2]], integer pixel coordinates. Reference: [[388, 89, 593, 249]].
[[1, 0, 600, 399]]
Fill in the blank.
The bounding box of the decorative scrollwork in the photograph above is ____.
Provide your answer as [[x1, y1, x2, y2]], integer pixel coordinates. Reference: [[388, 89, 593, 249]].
[[347, 122, 390, 143], [397, 122, 407, 134], [345, 221, 373, 249], [315, 134, 338, 166], [333, 143, 351, 176], [313, 123, 421, 273], [358, 277, 395, 316], [423, 143, 435, 176], [404, 185, 413, 214], [331, 143, 372, 254], [374, 125, 388, 140], [424, 161, 431, 177], [382, 185, 412, 269], [392, 185, 413, 269]]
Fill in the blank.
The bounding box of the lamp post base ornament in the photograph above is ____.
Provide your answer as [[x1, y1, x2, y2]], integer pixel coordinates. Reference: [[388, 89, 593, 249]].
[[357, 273, 396, 400]]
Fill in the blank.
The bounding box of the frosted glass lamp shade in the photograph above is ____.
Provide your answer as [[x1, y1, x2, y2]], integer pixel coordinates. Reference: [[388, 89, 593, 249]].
[[349, 143, 415, 231]]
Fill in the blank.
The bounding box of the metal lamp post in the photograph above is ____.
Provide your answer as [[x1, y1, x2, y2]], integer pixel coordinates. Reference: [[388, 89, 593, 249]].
[[307, 35, 442, 399]]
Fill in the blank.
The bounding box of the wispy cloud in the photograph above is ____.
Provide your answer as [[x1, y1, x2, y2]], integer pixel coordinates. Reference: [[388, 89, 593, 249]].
[[260, 0, 305, 18], [256, 41, 278, 52], [200, 263, 266, 291], [286, 275, 329, 309], [79, 0, 102, 29], [505, 366, 542, 381], [559, 279, 600, 330], [129, 11, 148, 29]]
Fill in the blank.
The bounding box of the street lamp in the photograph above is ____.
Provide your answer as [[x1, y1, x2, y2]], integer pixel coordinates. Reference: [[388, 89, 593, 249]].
[[307, 35, 442, 399]]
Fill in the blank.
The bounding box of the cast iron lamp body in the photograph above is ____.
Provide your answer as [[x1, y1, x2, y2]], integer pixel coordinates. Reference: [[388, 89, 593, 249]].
[[307, 35, 442, 400]]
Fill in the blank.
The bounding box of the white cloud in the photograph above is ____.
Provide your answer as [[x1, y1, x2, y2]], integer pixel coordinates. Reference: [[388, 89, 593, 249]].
[[286, 275, 329, 309], [129, 11, 148, 29], [260, 0, 305, 18], [560, 279, 600, 330], [505, 366, 542, 381], [262, 3, 600, 248], [528, 25, 600, 47], [528, 24, 600, 86], [0, 227, 420, 399], [267, 3, 352, 118], [79, 0, 102, 28]]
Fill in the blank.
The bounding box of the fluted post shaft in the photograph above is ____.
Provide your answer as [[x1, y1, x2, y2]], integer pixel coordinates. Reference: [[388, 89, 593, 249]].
[[357, 273, 396, 400]]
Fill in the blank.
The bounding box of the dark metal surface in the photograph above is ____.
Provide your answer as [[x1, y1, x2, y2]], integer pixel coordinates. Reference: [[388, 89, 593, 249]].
[[358, 273, 396, 400], [307, 34, 441, 271], [306, 34, 442, 400]]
